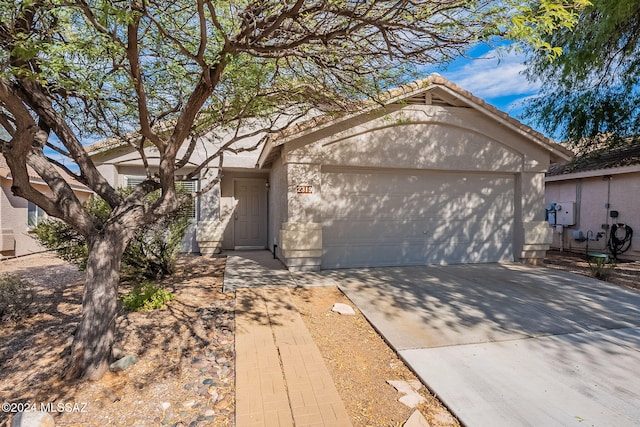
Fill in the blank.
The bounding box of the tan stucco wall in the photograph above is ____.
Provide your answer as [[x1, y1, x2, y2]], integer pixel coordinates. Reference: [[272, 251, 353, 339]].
[[269, 156, 287, 254], [285, 106, 551, 172], [1, 178, 91, 258], [273, 104, 554, 269], [546, 172, 640, 260]]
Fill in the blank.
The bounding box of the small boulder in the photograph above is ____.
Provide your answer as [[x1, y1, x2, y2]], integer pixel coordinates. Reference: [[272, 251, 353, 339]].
[[109, 354, 138, 372], [399, 392, 426, 408], [388, 380, 427, 408], [11, 411, 55, 427], [387, 380, 415, 395], [331, 303, 355, 315], [403, 410, 431, 427], [111, 346, 126, 360]]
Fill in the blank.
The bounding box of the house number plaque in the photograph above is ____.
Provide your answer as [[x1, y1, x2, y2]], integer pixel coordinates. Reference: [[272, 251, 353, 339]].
[[296, 185, 313, 194]]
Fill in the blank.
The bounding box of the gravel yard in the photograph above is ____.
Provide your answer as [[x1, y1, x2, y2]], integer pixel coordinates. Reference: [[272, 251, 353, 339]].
[[1, 254, 234, 427]]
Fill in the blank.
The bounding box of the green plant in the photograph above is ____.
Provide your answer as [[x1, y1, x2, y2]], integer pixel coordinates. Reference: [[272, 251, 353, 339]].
[[31, 218, 90, 269], [32, 188, 191, 281], [121, 282, 176, 312], [119, 198, 192, 283], [588, 256, 616, 280], [0, 274, 34, 320]]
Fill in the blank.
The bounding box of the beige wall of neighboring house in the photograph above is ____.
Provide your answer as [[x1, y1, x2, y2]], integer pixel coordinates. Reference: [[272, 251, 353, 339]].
[[546, 145, 640, 260], [0, 157, 92, 258]]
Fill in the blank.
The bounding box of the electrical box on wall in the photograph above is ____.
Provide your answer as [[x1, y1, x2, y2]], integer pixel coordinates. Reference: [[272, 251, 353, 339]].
[[557, 202, 576, 226]]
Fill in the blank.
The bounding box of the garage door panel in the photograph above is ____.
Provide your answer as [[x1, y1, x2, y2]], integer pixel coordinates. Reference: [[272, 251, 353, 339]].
[[324, 238, 513, 268], [323, 217, 512, 242], [328, 197, 512, 221], [322, 170, 514, 268]]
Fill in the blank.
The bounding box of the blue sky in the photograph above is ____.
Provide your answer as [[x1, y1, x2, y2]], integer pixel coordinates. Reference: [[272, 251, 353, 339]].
[[428, 45, 542, 133]]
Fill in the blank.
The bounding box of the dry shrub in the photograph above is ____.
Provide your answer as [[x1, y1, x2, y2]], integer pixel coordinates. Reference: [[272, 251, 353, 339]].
[[0, 274, 34, 320]]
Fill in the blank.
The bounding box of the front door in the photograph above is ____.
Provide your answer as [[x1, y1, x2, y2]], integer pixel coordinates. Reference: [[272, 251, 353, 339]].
[[234, 179, 267, 249]]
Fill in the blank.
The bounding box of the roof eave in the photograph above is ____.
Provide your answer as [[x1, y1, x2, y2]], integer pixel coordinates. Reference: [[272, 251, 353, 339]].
[[259, 75, 573, 165], [433, 85, 573, 163], [546, 164, 640, 181]]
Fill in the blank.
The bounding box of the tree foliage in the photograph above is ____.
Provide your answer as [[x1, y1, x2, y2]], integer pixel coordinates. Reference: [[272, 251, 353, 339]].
[[0, 0, 588, 380], [524, 0, 640, 152], [32, 189, 191, 280]]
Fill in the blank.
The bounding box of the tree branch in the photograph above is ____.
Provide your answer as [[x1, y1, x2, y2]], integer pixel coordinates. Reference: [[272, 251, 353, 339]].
[[126, 16, 163, 148]]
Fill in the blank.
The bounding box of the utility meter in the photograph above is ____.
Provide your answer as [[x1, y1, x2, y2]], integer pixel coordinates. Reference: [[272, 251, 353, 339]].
[[546, 202, 575, 226], [546, 203, 560, 225]]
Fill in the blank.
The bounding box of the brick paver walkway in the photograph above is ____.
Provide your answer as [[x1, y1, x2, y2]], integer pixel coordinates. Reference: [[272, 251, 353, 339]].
[[235, 286, 352, 427]]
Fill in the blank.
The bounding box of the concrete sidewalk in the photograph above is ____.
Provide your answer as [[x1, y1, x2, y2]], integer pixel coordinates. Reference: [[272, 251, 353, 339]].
[[223, 251, 338, 292], [229, 252, 351, 427]]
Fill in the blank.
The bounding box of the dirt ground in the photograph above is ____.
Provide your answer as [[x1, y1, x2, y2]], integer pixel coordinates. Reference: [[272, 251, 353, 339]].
[[543, 249, 640, 291], [1, 254, 234, 427], [290, 286, 458, 427], [1, 250, 638, 427]]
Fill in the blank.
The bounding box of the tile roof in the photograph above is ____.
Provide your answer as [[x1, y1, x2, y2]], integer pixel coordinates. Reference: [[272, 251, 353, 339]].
[[261, 73, 573, 164], [547, 142, 640, 176]]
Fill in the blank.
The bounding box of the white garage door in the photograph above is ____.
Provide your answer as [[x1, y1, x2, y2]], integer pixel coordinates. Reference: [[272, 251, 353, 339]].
[[321, 169, 515, 268]]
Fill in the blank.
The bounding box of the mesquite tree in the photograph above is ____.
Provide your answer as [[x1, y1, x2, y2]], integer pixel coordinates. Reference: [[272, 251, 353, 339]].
[[0, 0, 586, 380], [524, 0, 640, 151]]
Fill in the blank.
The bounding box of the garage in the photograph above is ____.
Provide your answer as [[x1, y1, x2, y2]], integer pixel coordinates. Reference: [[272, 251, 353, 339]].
[[321, 168, 515, 268], [257, 74, 573, 271]]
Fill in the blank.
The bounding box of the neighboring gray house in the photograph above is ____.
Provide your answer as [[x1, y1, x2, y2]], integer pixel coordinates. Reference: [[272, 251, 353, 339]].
[[545, 142, 640, 260], [90, 74, 572, 270], [0, 155, 93, 258]]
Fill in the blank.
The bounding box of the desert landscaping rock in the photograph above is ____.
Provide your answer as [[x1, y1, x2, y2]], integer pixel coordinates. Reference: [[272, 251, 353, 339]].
[[388, 379, 427, 408], [332, 302, 355, 315], [109, 354, 138, 372], [11, 411, 55, 427], [404, 409, 431, 427], [388, 379, 418, 395], [111, 346, 126, 360], [399, 393, 427, 408]]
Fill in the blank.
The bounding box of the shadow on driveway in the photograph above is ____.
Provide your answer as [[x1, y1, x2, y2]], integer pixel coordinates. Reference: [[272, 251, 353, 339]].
[[329, 263, 640, 427]]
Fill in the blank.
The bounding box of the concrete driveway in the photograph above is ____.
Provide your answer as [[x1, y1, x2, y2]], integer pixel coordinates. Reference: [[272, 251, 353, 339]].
[[327, 263, 640, 427]]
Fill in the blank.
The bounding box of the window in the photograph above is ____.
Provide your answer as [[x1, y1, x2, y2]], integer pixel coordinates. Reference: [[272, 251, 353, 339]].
[[125, 176, 198, 219], [27, 202, 47, 227], [125, 176, 145, 189], [176, 180, 198, 219]]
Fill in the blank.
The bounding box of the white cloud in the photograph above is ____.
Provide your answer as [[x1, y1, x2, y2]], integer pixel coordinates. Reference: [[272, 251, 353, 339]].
[[440, 50, 540, 99]]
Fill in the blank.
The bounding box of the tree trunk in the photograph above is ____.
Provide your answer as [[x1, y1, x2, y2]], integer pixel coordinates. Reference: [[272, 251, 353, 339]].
[[66, 231, 128, 380]]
